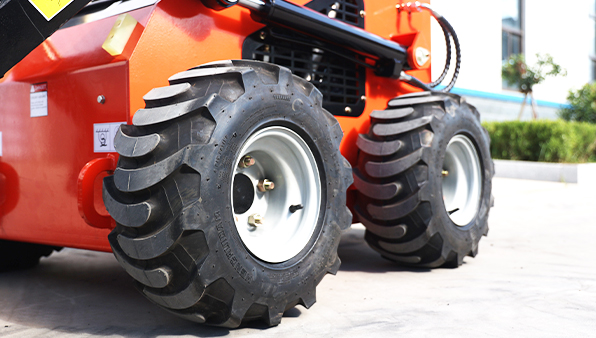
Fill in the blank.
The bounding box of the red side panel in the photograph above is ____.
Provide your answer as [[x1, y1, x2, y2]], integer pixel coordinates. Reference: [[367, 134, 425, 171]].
[[0, 7, 154, 251], [0, 62, 129, 252]]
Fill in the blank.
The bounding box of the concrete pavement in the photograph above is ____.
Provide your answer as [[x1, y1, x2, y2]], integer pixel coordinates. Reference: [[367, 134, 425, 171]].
[[0, 178, 595, 337]]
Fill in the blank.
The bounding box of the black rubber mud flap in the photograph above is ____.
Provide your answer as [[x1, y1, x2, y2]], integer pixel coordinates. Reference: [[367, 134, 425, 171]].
[[103, 60, 352, 327], [354, 92, 494, 268]]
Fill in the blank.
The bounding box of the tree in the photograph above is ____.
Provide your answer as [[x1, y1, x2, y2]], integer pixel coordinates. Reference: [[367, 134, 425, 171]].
[[502, 54, 566, 120], [558, 82, 596, 124]]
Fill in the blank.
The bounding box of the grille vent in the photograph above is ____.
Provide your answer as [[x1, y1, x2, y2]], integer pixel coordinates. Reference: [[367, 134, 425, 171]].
[[311, 0, 363, 28], [242, 0, 366, 117]]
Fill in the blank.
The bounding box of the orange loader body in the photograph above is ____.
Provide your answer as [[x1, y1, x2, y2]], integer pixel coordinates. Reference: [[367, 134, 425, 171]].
[[0, 0, 431, 252]]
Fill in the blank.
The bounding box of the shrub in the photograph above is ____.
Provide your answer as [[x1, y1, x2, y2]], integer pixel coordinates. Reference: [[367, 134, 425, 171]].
[[482, 120, 596, 163], [502, 54, 565, 94], [558, 82, 596, 124]]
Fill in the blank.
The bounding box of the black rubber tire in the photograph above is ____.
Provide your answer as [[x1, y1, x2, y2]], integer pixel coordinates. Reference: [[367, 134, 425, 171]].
[[0, 239, 61, 271], [102, 60, 352, 327], [353, 92, 493, 268]]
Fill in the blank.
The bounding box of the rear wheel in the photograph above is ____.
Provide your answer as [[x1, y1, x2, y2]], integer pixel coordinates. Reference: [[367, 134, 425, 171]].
[[103, 60, 352, 327], [353, 92, 493, 268]]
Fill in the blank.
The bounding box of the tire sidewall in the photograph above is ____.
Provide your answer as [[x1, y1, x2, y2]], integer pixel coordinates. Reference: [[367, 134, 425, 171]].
[[429, 100, 492, 247], [197, 83, 342, 297]]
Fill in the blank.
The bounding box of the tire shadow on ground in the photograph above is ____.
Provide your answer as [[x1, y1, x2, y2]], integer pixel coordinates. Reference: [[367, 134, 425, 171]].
[[338, 227, 431, 273], [0, 249, 237, 337], [0, 228, 426, 337]]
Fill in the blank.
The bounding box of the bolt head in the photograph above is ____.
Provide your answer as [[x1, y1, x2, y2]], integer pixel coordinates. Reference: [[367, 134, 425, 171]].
[[442, 170, 449, 177], [258, 179, 275, 192], [248, 214, 263, 227], [345, 106, 352, 114], [239, 155, 255, 168], [97, 95, 106, 104], [260, 31, 266, 40], [360, 10, 365, 18], [360, 95, 366, 102]]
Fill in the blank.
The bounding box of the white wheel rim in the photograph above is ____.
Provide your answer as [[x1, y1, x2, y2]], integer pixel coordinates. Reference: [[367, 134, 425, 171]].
[[441, 134, 482, 226], [231, 126, 321, 263]]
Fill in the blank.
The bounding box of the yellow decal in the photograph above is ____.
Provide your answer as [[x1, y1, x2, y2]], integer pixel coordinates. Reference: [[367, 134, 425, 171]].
[[28, 0, 75, 21], [102, 14, 139, 56]]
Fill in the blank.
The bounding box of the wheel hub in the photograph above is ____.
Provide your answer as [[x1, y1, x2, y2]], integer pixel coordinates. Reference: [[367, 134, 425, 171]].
[[231, 126, 321, 263], [232, 174, 255, 214], [441, 134, 482, 226]]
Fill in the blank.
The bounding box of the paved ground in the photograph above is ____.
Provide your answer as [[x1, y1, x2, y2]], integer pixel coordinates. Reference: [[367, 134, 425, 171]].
[[0, 178, 595, 337]]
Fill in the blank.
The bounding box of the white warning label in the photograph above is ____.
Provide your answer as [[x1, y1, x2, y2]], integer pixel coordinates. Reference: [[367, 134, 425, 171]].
[[30, 82, 48, 117], [94, 122, 126, 153]]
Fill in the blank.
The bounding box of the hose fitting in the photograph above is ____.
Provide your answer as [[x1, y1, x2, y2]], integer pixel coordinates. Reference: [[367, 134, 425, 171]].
[[397, 2, 461, 92]]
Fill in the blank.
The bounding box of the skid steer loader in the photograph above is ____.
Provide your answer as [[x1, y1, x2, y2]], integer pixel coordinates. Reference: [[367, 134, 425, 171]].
[[0, 0, 493, 327]]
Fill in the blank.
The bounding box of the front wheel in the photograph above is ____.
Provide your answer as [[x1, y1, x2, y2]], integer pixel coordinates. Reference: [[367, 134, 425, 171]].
[[354, 92, 493, 268], [103, 60, 352, 327]]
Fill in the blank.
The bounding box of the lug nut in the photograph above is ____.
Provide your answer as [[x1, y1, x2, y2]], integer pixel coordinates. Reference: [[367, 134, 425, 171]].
[[248, 214, 263, 227], [257, 179, 275, 192], [442, 170, 449, 177], [239, 155, 255, 168]]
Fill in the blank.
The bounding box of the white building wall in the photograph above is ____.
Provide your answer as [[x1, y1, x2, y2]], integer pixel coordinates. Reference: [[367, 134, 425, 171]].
[[524, 0, 593, 103], [430, 0, 503, 94], [430, 0, 594, 104]]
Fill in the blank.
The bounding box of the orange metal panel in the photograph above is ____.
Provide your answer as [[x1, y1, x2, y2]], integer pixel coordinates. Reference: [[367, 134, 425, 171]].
[[336, 1, 431, 165], [0, 7, 155, 251], [0, 62, 129, 252], [4, 7, 154, 83], [128, 0, 264, 115], [127, 0, 431, 165]]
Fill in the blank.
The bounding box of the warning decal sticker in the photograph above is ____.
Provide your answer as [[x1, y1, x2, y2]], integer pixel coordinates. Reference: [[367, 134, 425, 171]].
[[30, 82, 48, 117], [94, 122, 126, 153], [28, 0, 75, 21]]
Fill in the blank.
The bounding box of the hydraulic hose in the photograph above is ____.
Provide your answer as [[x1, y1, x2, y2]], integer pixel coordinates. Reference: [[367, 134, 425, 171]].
[[398, 2, 461, 93], [425, 9, 452, 88], [399, 71, 433, 92]]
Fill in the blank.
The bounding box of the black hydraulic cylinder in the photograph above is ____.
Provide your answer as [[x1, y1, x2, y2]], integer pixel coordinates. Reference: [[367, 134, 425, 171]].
[[0, 0, 91, 77], [238, 0, 407, 77]]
